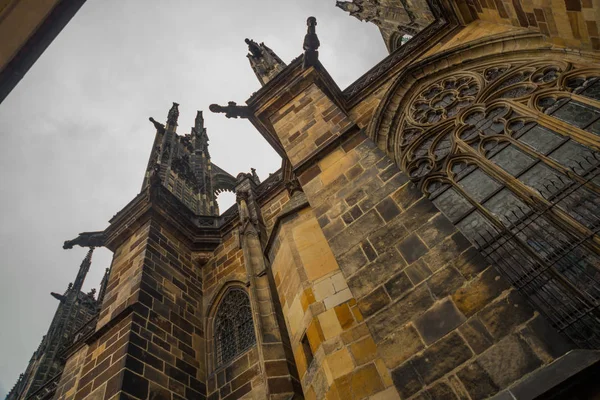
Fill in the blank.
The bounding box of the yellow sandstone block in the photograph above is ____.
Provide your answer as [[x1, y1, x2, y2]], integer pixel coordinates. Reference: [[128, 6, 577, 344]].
[[334, 303, 355, 330], [326, 348, 355, 379], [300, 287, 316, 312], [349, 336, 378, 365], [306, 318, 325, 353], [318, 308, 344, 340]]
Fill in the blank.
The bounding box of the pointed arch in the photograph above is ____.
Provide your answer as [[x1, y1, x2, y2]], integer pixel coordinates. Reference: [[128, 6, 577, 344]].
[[367, 36, 600, 348]]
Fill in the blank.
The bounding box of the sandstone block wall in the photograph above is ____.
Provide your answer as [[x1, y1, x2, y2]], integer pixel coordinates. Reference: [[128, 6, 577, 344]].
[[268, 207, 396, 399], [262, 73, 572, 399]]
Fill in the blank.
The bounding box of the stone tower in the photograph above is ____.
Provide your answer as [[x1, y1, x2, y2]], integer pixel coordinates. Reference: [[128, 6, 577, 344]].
[[143, 103, 236, 215]]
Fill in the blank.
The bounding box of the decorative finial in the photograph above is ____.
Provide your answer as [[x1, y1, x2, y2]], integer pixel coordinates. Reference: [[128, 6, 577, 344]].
[[195, 110, 205, 132], [303, 17, 320, 68], [245, 38, 262, 58], [167, 102, 179, 126], [209, 102, 252, 119]]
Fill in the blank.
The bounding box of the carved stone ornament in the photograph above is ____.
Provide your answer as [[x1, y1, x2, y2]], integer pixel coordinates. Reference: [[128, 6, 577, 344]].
[[245, 38, 262, 58], [63, 231, 106, 249], [209, 102, 252, 119], [303, 16, 320, 68]]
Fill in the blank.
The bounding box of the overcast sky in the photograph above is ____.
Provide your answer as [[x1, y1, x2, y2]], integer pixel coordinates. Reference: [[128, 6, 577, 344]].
[[0, 1, 386, 395]]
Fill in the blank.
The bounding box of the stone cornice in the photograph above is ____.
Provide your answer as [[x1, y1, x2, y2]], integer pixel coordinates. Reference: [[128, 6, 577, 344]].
[[104, 184, 221, 252]]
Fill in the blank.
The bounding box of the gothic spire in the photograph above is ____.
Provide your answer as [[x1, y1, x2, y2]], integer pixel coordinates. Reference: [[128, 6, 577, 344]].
[[72, 248, 94, 293], [167, 102, 179, 128], [245, 38, 287, 86]]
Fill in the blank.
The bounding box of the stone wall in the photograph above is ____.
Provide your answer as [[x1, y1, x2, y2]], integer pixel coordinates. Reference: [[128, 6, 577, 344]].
[[268, 206, 397, 399], [256, 67, 573, 399], [202, 230, 268, 399]]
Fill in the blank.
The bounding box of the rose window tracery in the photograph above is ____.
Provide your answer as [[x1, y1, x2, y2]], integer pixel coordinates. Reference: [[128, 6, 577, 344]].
[[410, 75, 480, 125]]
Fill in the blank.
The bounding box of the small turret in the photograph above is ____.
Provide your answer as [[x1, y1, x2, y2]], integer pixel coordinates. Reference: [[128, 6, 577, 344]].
[[245, 38, 287, 86]]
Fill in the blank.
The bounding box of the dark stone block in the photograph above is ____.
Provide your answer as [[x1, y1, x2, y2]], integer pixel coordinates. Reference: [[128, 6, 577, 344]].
[[459, 317, 494, 354], [405, 259, 433, 285], [185, 386, 205, 400], [148, 382, 172, 400], [519, 315, 573, 360], [427, 381, 460, 399], [478, 335, 542, 388], [402, 198, 439, 232], [368, 284, 434, 342], [121, 369, 149, 400], [330, 209, 384, 257], [338, 246, 368, 277], [457, 361, 499, 399], [367, 216, 409, 255], [347, 248, 405, 298], [176, 358, 198, 377], [452, 266, 509, 317], [417, 214, 457, 248], [267, 376, 294, 394], [412, 332, 473, 384], [397, 233, 429, 264], [358, 286, 391, 317], [422, 232, 471, 272], [453, 247, 489, 279], [391, 182, 423, 210], [361, 241, 378, 262], [426, 266, 466, 299], [479, 291, 535, 340], [375, 197, 402, 222], [414, 298, 467, 345], [391, 362, 423, 399], [165, 365, 189, 385], [384, 271, 414, 300]]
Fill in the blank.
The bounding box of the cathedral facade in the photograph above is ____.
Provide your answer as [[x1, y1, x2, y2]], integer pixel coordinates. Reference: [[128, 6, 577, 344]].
[[8, 0, 600, 399]]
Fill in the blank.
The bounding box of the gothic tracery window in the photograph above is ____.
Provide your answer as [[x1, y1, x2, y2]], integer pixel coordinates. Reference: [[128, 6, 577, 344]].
[[397, 62, 600, 348], [214, 288, 256, 366]]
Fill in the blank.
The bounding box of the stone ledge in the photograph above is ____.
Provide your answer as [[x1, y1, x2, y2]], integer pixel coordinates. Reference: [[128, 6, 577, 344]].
[[489, 349, 600, 400]]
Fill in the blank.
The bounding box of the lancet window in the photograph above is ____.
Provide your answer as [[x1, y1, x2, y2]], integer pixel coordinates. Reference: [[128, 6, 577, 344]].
[[214, 288, 256, 366], [396, 62, 600, 348]]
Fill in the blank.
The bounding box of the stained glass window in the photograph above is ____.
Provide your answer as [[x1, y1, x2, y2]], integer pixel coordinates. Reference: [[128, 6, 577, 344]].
[[214, 288, 256, 366]]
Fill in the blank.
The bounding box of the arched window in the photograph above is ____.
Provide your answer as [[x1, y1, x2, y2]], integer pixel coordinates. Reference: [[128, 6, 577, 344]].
[[214, 288, 256, 366], [392, 62, 600, 349]]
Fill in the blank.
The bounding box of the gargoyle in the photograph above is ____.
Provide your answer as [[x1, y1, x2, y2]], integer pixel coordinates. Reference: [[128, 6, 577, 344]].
[[209, 102, 252, 119], [149, 117, 165, 134], [63, 231, 106, 249]]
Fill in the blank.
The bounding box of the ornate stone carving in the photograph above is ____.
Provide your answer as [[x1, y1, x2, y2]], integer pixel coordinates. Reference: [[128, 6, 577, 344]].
[[209, 102, 252, 119], [303, 17, 320, 68], [63, 231, 105, 249]]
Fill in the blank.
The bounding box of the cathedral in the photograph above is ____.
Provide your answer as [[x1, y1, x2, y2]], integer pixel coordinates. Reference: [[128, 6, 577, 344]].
[[6, 0, 600, 399]]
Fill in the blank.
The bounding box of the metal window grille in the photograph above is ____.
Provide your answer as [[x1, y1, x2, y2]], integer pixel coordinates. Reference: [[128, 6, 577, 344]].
[[475, 156, 600, 349], [214, 288, 256, 366]]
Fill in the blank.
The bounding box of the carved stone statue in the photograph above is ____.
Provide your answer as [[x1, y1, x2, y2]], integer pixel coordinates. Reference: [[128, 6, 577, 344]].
[[303, 17, 320, 68], [336, 1, 381, 23], [303, 17, 320, 52], [245, 38, 262, 58]]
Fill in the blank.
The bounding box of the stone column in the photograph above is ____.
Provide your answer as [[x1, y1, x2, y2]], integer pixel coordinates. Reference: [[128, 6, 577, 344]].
[[235, 175, 303, 399]]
